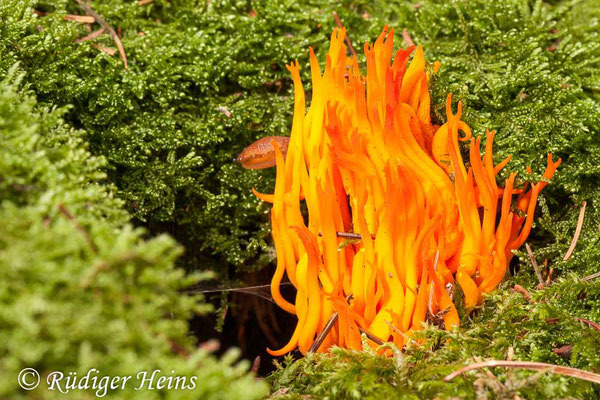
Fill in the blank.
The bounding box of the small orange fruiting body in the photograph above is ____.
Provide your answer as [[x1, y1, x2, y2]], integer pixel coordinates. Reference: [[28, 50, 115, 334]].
[[236, 136, 290, 169]]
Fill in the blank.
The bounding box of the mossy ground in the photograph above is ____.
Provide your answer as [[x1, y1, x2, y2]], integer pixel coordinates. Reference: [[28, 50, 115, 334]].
[[1, 0, 599, 399]]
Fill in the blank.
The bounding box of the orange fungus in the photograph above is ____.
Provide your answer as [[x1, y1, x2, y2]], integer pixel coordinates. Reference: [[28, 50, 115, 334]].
[[247, 27, 560, 355]]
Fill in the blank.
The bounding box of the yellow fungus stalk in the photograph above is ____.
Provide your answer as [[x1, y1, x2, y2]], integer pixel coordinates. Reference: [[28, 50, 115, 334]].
[[254, 27, 560, 355]]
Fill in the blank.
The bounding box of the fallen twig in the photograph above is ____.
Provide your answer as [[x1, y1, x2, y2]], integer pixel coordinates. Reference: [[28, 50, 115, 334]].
[[385, 319, 415, 344], [317, 231, 376, 240], [582, 271, 600, 282], [75, 27, 106, 43], [359, 327, 385, 346], [576, 317, 600, 333], [444, 359, 600, 384], [332, 11, 357, 58], [91, 43, 116, 56], [402, 29, 414, 46], [76, 0, 128, 69], [553, 344, 573, 359], [170, 339, 190, 358], [64, 14, 95, 23], [198, 339, 220, 353], [525, 243, 545, 287], [308, 312, 339, 353], [251, 356, 261, 374], [307, 294, 353, 353], [472, 356, 506, 390], [513, 284, 532, 302], [563, 201, 586, 261], [545, 259, 553, 285], [216, 106, 232, 118]]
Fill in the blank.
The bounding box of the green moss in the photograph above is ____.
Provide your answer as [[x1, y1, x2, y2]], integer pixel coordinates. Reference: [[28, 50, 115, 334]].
[[268, 284, 600, 399], [0, 68, 267, 399], [0, 0, 397, 275]]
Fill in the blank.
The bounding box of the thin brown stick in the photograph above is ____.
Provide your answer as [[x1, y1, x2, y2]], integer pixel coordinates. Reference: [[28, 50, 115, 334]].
[[76, 0, 128, 69], [319, 231, 376, 240], [472, 356, 506, 389], [307, 294, 353, 353], [138, 0, 154, 4], [443, 360, 600, 384], [91, 43, 116, 56], [251, 356, 261, 374], [402, 29, 414, 47], [563, 201, 586, 261], [198, 339, 220, 353], [384, 320, 414, 344], [169, 339, 190, 358], [75, 27, 106, 43], [553, 344, 574, 358], [358, 327, 384, 345], [57, 203, 99, 254], [308, 312, 338, 353], [525, 243, 545, 287], [332, 11, 357, 58], [335, 231, 362, 239], [545, 260, 553, 285], [513, 284, 532, 302], [582, 271, 600, 282], [576, 317, 600, 333], [64, 14, 95, 23]]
